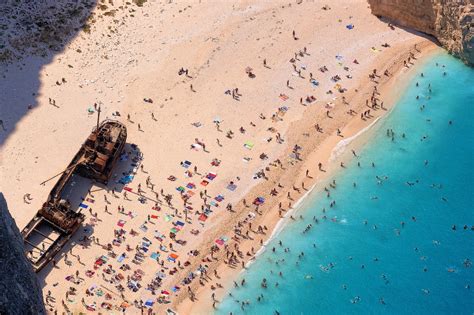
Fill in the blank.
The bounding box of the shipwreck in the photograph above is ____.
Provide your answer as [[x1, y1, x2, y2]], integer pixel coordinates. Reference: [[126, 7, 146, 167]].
[[21, 119, 127, 272]]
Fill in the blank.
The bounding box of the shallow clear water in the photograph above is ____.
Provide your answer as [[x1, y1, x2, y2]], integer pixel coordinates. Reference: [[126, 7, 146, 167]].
[[216, 53, 474, 315]]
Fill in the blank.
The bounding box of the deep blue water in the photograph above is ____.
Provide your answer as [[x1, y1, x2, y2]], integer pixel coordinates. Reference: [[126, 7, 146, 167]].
[[216, 53, 474, 315]]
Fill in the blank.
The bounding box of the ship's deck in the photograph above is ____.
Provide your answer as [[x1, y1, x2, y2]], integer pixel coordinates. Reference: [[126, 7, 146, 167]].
[[24, 218, 62, 265], [59, 173, 93, 212]]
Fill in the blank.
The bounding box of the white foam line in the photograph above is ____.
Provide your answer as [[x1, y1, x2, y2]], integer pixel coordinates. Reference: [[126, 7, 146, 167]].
[[330, 116, 381, 162], [243, 182, 318, 270], [243, 113, 385, 271]]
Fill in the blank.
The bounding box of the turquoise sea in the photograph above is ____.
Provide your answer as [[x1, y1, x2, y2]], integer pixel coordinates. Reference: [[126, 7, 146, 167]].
[[216, 53, 474, 315]]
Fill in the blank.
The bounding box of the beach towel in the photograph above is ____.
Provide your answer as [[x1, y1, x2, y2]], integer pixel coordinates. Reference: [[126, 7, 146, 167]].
[[253, 196, 265, 205], [227, 184, 237, 191], [186, 182, 196, 189], [101, 302, 112, 310], [119, 175, 134, 185], [346, 24, 354, 30], [198, 213, 208, 222], [215, 195, 224, 202], [98, 255, 108, 263], [210, 201, 218, 207], [144, 299, 154, 308], [152, 206, 161, 211], [86, 304, 97, 311], [117, 220, 126, 227], [151, 252, 160, 260], [200, 180, 209, 186], [140, 224, 148, 232], [176, 186, 185, 192], [124, 186, 133, 192], [176, 221, 185, 227], [279, 94, 289, 101], [79, 203, 88, 209], [311, 79, 319, 87], [289, 152, 299, 160], [120, 302, 131, 309], [171, 286, 180, 292], [170, 227, 179, 234], [154, 231, 165, 241], [206, 172, 217, 180], [165, 215, 172, 222], [244, 141, 254, 150], [85, 270, 95, 278], [335, 54, 343, 60], [181, 160, 192, 168], [117, 254, 126, 263], [151, 214, 159, 219], [86, 198, 95, 203], [186, 191, 195, 197], [215, 236, 228, 246]]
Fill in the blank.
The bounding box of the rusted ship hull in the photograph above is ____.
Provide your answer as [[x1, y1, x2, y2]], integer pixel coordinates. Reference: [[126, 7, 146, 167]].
[[22, 120, 127, 272]]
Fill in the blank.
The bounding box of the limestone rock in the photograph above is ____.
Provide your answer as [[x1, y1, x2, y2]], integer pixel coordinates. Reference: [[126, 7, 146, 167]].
[[368, 0, 474, 66], [0, 193, 45, 315]]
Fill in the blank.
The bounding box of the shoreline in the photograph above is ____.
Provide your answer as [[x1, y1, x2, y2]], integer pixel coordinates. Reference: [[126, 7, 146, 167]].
[[245, 180, 318, 270], [175, 40, 441, 315]]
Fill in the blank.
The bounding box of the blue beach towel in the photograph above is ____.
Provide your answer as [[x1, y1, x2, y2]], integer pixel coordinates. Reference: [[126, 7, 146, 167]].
[[119, 175, 134, 184], [117, 254, 126, 263]]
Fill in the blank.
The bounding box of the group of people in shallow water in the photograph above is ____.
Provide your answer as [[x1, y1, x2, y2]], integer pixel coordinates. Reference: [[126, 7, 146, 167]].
[[221, 52, 473, 315]]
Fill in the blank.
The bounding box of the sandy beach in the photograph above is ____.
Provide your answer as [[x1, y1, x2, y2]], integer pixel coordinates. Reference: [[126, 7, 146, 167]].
[[0, 0, 442, 313]]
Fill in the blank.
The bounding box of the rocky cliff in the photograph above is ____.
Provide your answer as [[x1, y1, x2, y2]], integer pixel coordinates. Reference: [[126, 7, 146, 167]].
[[368, 0, 474, 66], [0, 193, 45, 315]]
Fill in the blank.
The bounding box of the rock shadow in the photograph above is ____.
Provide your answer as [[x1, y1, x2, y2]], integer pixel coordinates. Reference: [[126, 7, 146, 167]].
[[0, 0, 98, 147]]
